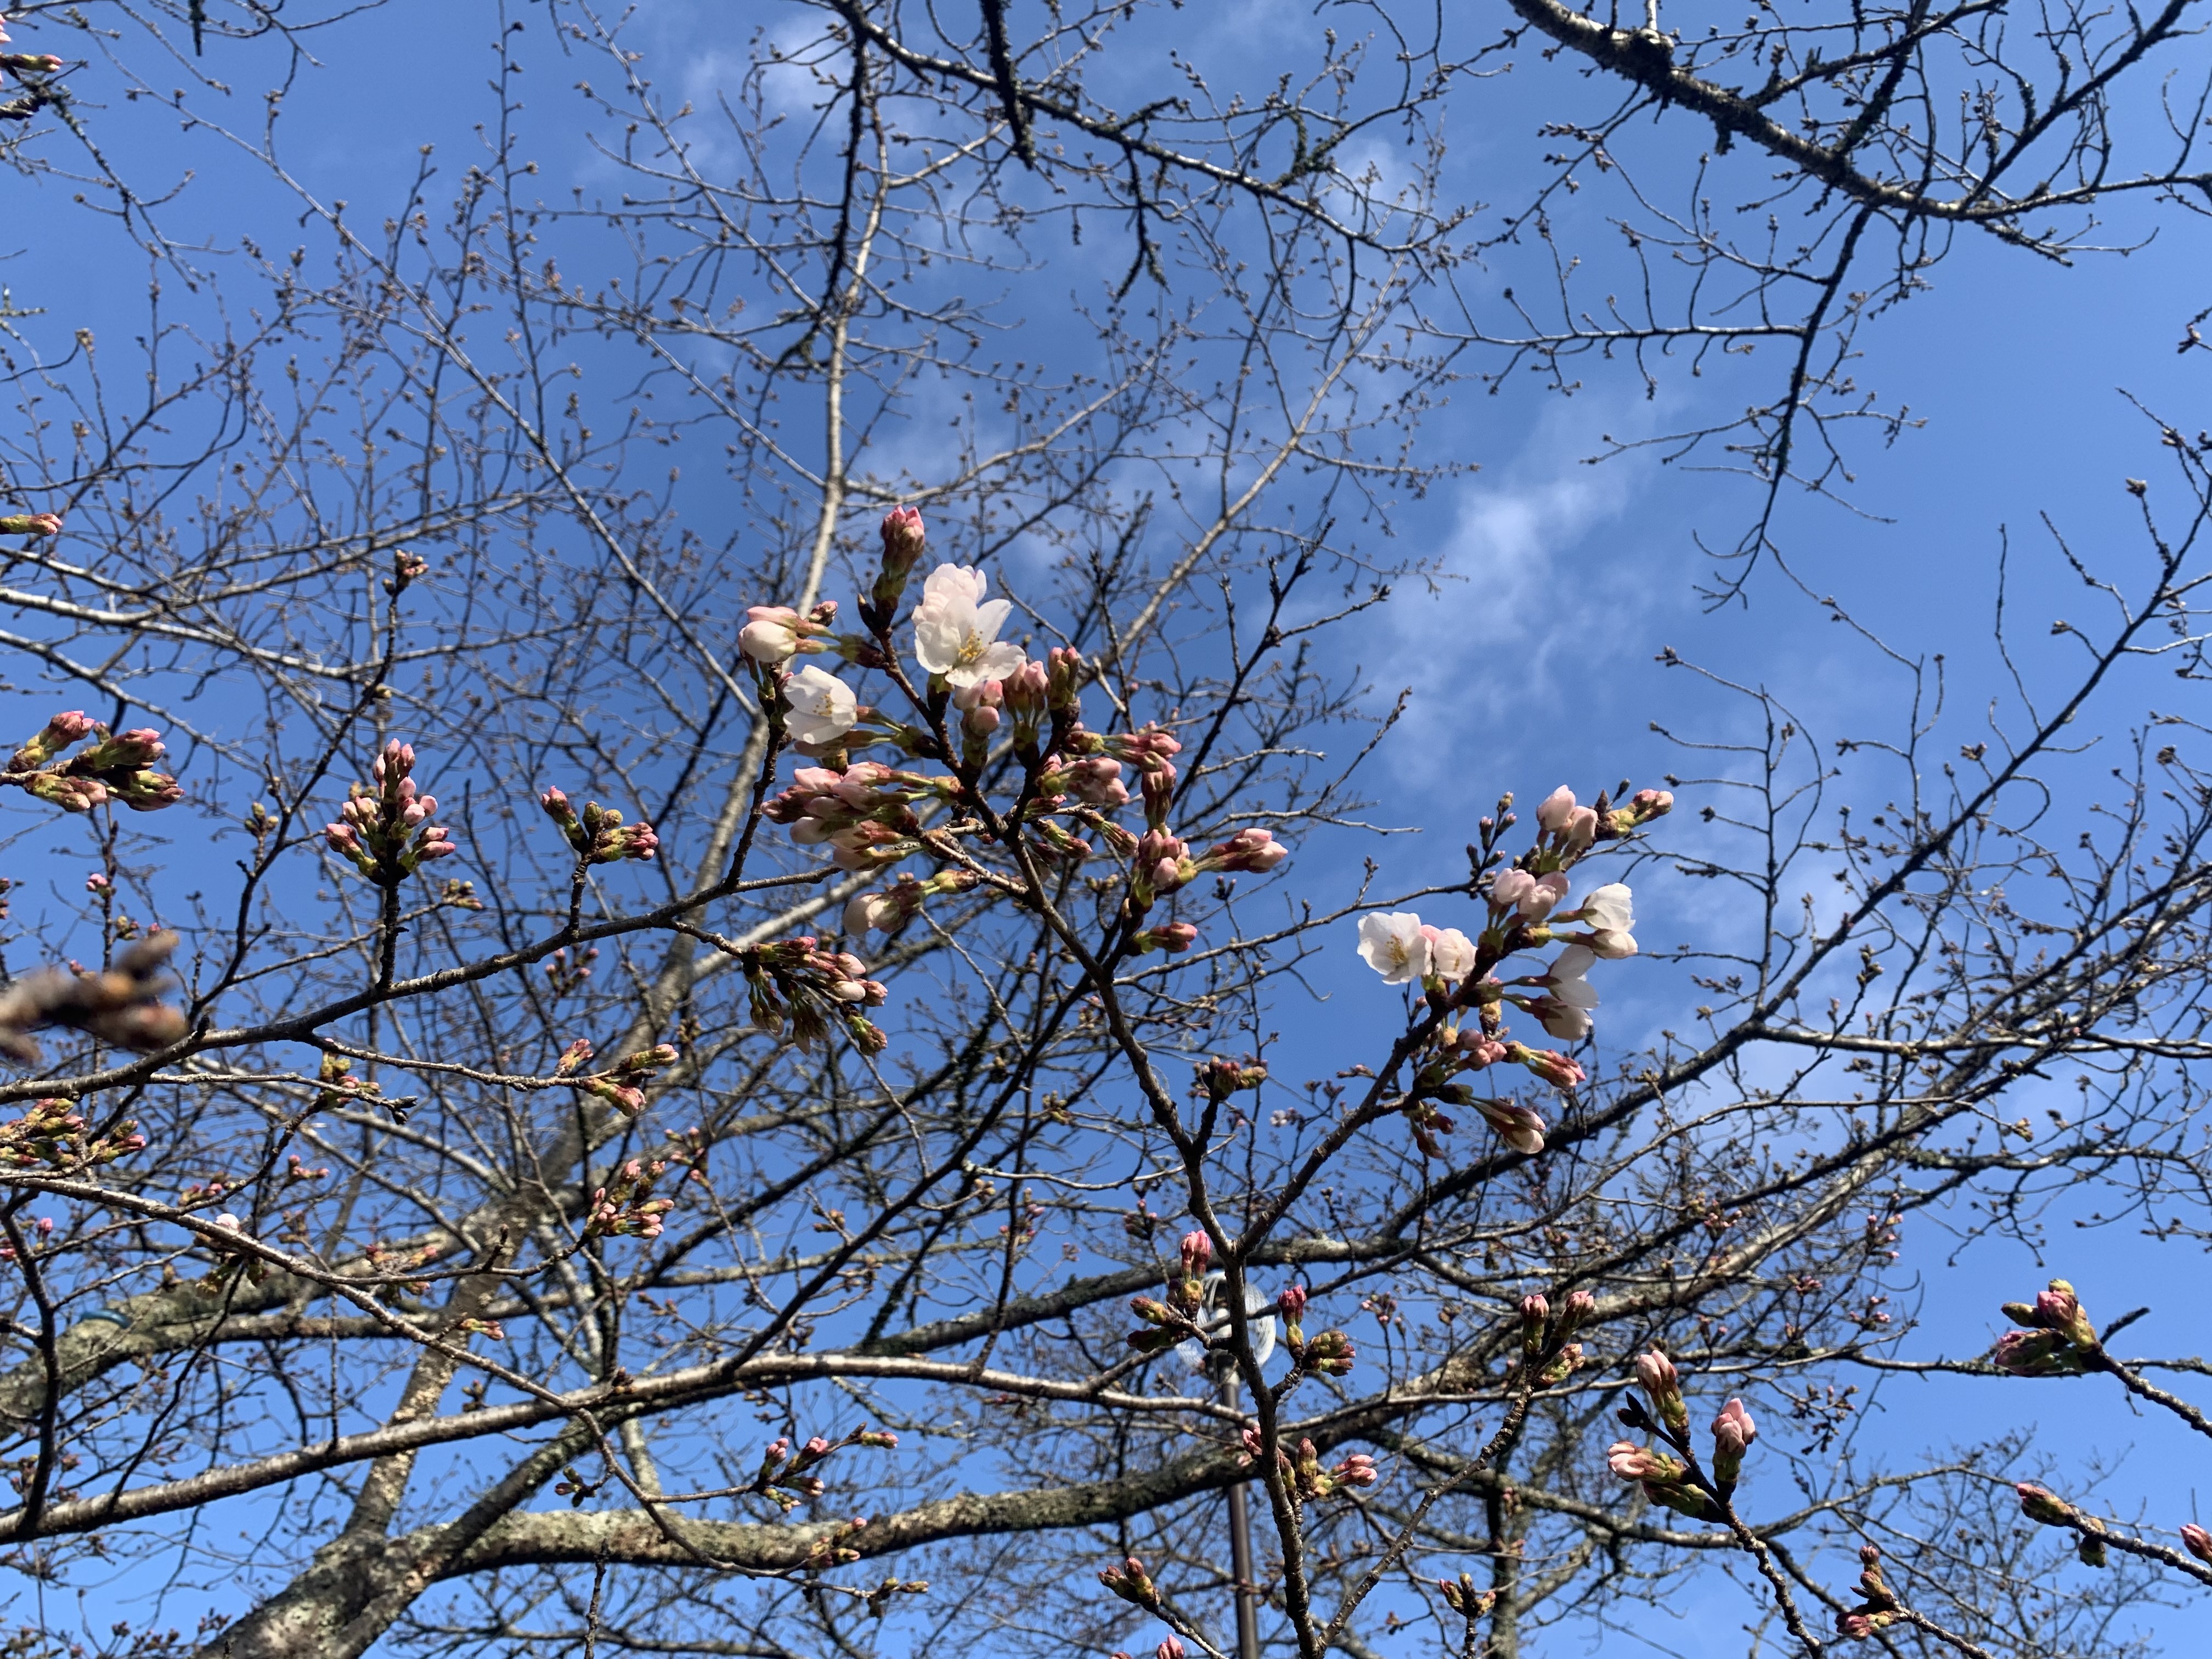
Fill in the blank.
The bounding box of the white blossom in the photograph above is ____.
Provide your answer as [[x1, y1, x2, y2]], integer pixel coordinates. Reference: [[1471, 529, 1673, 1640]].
[[1579, 883, 1634, 932], [1539, 944, 1601, 1009], [784, 664, 859, 747], [912, 563, 1026, 689], [1427, 926, 1478, 983], [1357, 912, 1430, 984]]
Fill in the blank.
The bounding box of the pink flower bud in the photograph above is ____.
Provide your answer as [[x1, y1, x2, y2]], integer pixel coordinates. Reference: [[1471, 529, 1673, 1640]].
[[2182, 1522, 2212, 1564], [1711, 1397, 1757, 1482], [1474, 1098, 1545, 1154], [1489, 867, 1535, 911], [1508, 1043, 1584, 1090], [2016, 1482, 2072, 1526], [1634, 1348, 1679, 1393], [1003, 658, 1049, 720], [1156, 1639, 1184, 1659], [1201, 826, 1289, 875], [879, 505, 926, 574], [1178, 1229, 1211, 1276], [1333, 1452, 1379, 1488], [1561, 805, 1599, 851], [1605, 1441, 1675, 1481], [1520, 1293, 1549, 1324], [1277, 1284, 1308, 1318], [1535, 786, 1578, 834]]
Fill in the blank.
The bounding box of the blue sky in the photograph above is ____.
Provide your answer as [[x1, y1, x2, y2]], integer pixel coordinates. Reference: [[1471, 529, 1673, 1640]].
[[4, 1, 2209, 1651]]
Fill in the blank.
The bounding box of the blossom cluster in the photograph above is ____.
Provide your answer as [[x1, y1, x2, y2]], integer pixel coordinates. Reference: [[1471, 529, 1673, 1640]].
[[1350, 783, 1671, 1163], [539, 786, 660, 864], [737, 935, 889, 1053], [1992, 1277, 2102, 1376], [554, 1038, 682, 1119], [737, 506, 1292, 988], [323, 741, 456, 885], [1603, 1347, 1759, 1520], [0, 1096, 146, 1172], [747, 1425, 900, 1515], [582, 1155, 678, 1242], [2, 710, 183, 814]]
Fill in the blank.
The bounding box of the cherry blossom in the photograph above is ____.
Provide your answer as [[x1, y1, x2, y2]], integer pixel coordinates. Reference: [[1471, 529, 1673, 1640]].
[[912, 563, 1026, 689], [784, 665, 859, 747], [1357, 912, 1430, 984], [1425, 926, 1477, 983]]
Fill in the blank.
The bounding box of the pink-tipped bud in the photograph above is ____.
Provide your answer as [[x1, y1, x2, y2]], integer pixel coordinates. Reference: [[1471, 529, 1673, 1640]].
[[1508, 1043, 1584, 1090], [1277, 1284, 1308, 1318], [1003, 658, 1049, 721], [1178, 1229, 1211, 1276], [1474, 1098, 1546, 1155], [1535, 786, 1578, 834], [1156, 1639, 1184, 1659], [1710, 1397, 1757, 1483], [1200, 826, 1289, 874], [2182, 1522, 2212, 1564], [879, 505, 926, 573]]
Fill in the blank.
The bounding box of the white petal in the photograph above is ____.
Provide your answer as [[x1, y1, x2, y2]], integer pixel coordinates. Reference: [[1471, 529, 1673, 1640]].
[[920, 563, 984, 607], [912, 608, 965, 675], [1582, 883, 1634, 932], [1551, 944, 1598, 981]]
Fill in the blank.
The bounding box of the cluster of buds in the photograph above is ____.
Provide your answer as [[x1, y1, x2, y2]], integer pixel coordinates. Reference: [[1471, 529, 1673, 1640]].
[[1516, 1290, 1594, 1385], [843, 867, 981, 935], [556, 1039, 681, 1118], [323, 742, 456, 884], [1194, 1054, 1268, 1104], [2014, 1482, 2107, 1567], [1604, 1438, 1708, 1520], [199, 1210, 268, 1289], [1126, 1231, 1237, 1358], [864, 1575, 931, 1621], [740, 599, 839, 664], [1993, 1278, 2103, 1377], [738, 935, 889, 1053], [1438, 1573, 1497, 1620], [1085, 723, 1182, 828], [749, 1425, 900, 1513], [0, 1097, 144, 1172], [1239, 1427, 1377, 1498], [313, 1051, 385, 1117], [0, 510, 60, 535], [582, 1155, 677, 1241], [2, 712, 182, 814], [1527, 784, 1672, 864], [539, 787, 660, 864], [804, 1514, 871, 1569], [0, 933, 190, 1065], [1283, 1435, 1378, 1499], [1302, 1327, 1357, 1377], [1835, 1543, 1900, 1639], [764, 763, 946, 872], [1097, 1555, 1161, 1610]]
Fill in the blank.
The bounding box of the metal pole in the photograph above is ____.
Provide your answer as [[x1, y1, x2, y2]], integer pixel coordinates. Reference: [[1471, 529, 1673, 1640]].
[[1223, 1371, 1261, 1659]]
